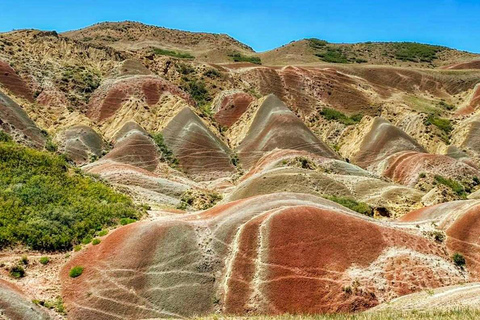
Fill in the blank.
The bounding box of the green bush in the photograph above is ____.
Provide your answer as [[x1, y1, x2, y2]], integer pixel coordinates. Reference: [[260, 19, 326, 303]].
[[21, 255, 28, 265], [45, 138, 58, 152], [39, 256, 50, 265], [229, 52, 262, 65], [452, 252, 466, 267], [434, 175, 466, 198], [325, 195, 373, 216], [438, 101, 455, 111], [392, 42, 445, 63], [0, 141, 142, 251], [97, 230, 108, 237], [320, 108, 363, 125], [69, 266, 84, 278], [204, 68, 221, 78], [0, 131, 12, 143], [181, 78, 210, 106], [152, 48, 194, 59], [151, 133, 179, 167], [307, 38, 328, 49], [9, 265, 25, 278], [120, 218, 136, 225], [92, 238, 101, 245], [425, 115, 453, 134], [315, 47, 349, 63]]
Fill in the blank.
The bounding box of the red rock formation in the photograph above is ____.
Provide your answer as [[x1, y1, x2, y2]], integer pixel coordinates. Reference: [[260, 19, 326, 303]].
[[61, 193, 464, 319], [242, 66, 372, 117], [162, 107, 236, 180], [56, 125, 106, 165], [102, 122, 159, 171], [0, 60, 34, 102], [352, 118, 426, 170], [236, 94, 339, 169], [0, 279, 52, 319], [400, 200, 480, 280], [212, 90, 255, 127], [0, 90, 45, 148], [383, 151, 479, 187], [87, 75, 193, 122]]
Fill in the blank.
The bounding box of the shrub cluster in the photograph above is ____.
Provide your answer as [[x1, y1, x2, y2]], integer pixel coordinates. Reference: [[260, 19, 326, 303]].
[[325, 195, 373, 217], [320, 108, 363, 125], [0, 141, 142, 251], [392, 42, 445, 63], [151, 133, 179, 168], [315, 47, 349, 63], [229, 52, 262, 65], [434, 175, 466, 198], [152, 48, 194, 59]]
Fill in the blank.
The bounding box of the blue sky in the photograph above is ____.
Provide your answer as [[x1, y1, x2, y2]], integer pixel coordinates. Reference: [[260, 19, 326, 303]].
[[1, 0, 479, 53]]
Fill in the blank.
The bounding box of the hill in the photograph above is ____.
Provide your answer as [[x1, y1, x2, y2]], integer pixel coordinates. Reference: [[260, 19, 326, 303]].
[[62, 21, 256, 63], [260, 39, 480, 67]]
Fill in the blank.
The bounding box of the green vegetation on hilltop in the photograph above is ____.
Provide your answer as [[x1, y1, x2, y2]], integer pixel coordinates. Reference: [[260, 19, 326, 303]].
[[229, 52, 262, 65], [320, 108, 363, 125], [434, 175, 466, 198], [307, 38, 328, 49], [315, 47, 349, 63], [325, 195, 373, 217], [152, 47, 194, 59], [0, 141, 142, 251], [392, 42, 445, 63]]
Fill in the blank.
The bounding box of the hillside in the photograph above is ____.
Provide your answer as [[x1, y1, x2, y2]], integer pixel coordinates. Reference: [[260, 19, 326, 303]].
[[62, 21, 255, 63], [1, 21, 480, 319], [260, 39, 480, 67]]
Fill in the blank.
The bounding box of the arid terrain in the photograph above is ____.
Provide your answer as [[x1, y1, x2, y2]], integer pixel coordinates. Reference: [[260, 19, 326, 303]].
[[1, 21, 480, 319]]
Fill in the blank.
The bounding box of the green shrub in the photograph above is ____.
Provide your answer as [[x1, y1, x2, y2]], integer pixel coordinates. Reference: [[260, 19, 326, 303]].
[[176, 63, 195, 75], [43, 296, 65, 314], [307, 38, 328, 49], [315, 47, 349, 63], [92, 238, 101, 245], [452, 252, 466, 267], [181, 78, 210, 106], [39, 256, 50, 265], [81, 235, 93, 245], [0, 131, 12, 143], [425, 115, 453, 134], [320, 108, 363, 125], [21, 255, 28, 265], [73, 245, 82, 252], [434, 175, 466, 198], [151, 133, 179, 167], [152, 48, 194, 59], [9, 265, 25, 278], [69, 266, 84, 278], [97, 230, 108, 237], [204, 68, 221, 78], [392, 42, 445, 63], [45, 138, 58, 152], [120, 218, 136, 225], [438, 101, 455, 111], [325, 195, 373, 216], [0, 141, 141, 251], [229, 52, 262, 65]]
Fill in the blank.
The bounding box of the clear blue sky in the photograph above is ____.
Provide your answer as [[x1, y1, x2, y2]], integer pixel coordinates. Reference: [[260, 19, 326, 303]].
[[1, 0, 479, 53]]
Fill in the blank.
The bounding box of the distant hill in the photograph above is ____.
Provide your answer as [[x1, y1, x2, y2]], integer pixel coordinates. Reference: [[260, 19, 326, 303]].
[[260, 39, 480, 68], [62, 21, 256, 64]]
